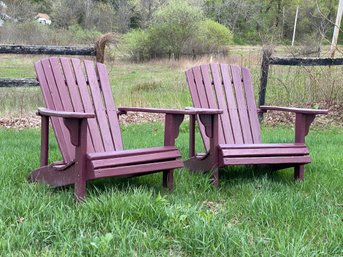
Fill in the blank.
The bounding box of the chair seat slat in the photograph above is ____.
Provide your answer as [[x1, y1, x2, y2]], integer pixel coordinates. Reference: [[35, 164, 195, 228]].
[[91, 150, 181, 169]]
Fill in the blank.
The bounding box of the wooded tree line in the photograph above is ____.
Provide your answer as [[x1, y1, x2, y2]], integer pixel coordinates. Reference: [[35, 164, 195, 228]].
[[5, 0, 338, 42], [1, 0, 341, 59]]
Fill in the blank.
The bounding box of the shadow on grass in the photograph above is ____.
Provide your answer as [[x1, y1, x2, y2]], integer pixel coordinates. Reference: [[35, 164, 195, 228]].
[[49, 165, 297, 199], [51, 172, 166, 199], [218, 165, 295, 185]]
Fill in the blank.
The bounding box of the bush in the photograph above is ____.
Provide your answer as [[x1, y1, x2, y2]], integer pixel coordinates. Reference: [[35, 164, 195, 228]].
[[116, 29, 151, 62], [149, 0, 203, 58], [67, 25, 102, 44], [196, 19, 233, 52], [115, 1, 234, 60], [0, 22, 51, 44]]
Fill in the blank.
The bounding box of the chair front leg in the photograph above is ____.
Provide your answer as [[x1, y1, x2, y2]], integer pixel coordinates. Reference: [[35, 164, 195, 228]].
[[199, 114, 220, 187], [64, 118, 88, 202], [189, 115, 196, 158], [40, 115, 49, 167], [294, 113, 316, 181], [162, 114, 185, 190], [295, 113, 316, 144]]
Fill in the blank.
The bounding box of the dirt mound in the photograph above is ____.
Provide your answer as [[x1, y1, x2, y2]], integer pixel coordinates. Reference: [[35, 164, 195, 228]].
[[0, 103, 341, 129], [0, 112, 165, 129]]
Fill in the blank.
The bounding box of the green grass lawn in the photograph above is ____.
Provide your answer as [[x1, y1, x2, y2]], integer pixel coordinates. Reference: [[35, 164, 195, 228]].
[[0, 123, 342, 256]]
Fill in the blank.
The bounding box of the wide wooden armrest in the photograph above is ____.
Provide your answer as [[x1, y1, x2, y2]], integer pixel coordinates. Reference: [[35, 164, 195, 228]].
[[184, 107, 223, 115], [118, 107, 223, 115], [260, 106, 328, 115], [37, 107, 95, 119]]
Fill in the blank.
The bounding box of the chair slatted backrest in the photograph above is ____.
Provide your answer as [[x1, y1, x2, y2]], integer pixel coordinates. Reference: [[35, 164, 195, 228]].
[[35, 57, 123, 163], [186, 64, 261, 150]]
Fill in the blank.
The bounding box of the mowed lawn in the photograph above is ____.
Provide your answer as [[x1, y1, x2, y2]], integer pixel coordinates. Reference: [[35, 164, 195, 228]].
[[0, 123, 342, 256]]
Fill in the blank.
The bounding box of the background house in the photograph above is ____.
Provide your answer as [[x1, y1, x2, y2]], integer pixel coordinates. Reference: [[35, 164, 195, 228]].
[[35, 13, 51, 25]]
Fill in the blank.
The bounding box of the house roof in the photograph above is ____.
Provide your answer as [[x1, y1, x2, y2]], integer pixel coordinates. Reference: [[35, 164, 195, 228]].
[[35, 13, 50, 20]]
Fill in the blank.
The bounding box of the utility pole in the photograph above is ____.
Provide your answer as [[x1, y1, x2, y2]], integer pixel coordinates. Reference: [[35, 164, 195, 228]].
[[330, 0, 343, 58], [292, 6, 299, 46]]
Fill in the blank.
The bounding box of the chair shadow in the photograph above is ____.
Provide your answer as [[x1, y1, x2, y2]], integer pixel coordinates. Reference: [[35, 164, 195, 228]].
[[52, 166, 296, 198], [218, 165, 295, 185], [70, 172, 165, 198]]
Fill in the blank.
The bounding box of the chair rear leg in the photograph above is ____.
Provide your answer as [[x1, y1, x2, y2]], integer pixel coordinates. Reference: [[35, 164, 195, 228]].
[[211, 168, 219, 187], [163, 169, 174, 190], [74, 179, 87, 202], [294, 165, 305, 181]]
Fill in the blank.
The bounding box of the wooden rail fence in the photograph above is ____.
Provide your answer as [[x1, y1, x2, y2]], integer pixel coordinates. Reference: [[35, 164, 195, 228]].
[[258, 47, 343, 119], [0, 33, 116, 87]]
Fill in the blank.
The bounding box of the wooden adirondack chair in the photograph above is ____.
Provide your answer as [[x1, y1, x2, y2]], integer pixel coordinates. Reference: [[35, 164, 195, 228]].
[[185, 63, 328, 185], [29, 57, 221, 201]]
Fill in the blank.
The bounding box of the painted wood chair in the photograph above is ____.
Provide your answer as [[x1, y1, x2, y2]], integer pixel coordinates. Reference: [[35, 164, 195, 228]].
[[185, 63, 328, 186], [29, 57, 221, 201]]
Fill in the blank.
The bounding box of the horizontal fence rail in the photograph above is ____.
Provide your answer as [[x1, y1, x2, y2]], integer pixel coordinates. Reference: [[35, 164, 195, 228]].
[[0, 44, 98, 88], [269, 57, 343, 66], [258, 47, 343, 120], [0, 78, 38, 87], [0, 34, 117, 88], [0, 44, 96, 56]]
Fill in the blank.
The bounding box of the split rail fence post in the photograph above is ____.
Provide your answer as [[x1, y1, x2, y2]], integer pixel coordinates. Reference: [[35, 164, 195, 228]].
[[258, 47, 273, 121]]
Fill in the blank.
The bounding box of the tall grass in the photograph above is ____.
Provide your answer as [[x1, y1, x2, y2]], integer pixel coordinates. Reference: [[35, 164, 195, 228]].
[[0, 47, 342, 118]]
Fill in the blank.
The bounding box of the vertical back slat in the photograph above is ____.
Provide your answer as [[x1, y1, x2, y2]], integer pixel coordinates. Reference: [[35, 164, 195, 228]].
[[97, 63, 123, 150], [200, 64, 225, 144], [39, 59, 74, 162], [241, 67, 261, 143], [84, 60, 115, 152], [187, 63, 262, 146], [35, 61, 72, 163], [210, 64, 235, 144], [193, 66, 210, 109], [185, 69, 210, 150], [230, 65, 253, 143], [220, 64, 244, 144], [60, 58, 95, 152], [49, 58, 74, 112], [71, 58, 105, 152]]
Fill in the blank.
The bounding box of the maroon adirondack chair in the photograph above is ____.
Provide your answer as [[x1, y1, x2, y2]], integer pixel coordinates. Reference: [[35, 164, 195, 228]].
[[185, 63, 328, 185], [29, 57, 221, 201]]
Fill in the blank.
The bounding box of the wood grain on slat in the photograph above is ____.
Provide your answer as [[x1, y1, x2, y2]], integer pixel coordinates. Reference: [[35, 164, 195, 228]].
[[241, 67, 261, 143], [192, 66, 212, 149], [35, 61, 72, 163], [89, 160, 183, 179], [223, 156, 311, 165], [91, 150, 181, 169], [50, 58, 90, 153], [60, 58, 95, 153], [40, 59, 74, 162], [88, 146, 178, 160], [209, 63, 234, 144], [219, 143, 306, 149], [84, 60, 115, 152], [220, 64, 243, 144], [96, 63, 123, 150], [185, 69, 210, 150], [193, 66, 209, 109], [71, 58, 105, 152], [230, 65, 253, 143], [199, 65, 217, 109], [49, 58, 74, 112], [222, 147, 308, 157], [200, 64, 225, 144]]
